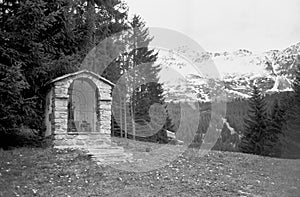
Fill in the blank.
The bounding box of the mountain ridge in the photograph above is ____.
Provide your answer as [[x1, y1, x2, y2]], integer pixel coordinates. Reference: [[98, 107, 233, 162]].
[[161, 42, 300, 102]]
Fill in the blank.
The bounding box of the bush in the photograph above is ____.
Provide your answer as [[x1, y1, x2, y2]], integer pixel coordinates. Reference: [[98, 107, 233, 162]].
[[0, 128, 48, 150]]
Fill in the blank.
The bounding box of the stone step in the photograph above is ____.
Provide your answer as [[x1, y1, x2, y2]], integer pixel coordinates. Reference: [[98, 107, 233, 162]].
[[85, 144, 124, 149], [89, 151, 131, 157], [54, 145, 86, 150], [90, 150, 132, 156], [93, 158, 130, 164], [96, 160, 131, 165], [93, 155, 132, 162], [86, 150, 126, 156], [95, 157, 133, 164], [54, 143, 125, 150], [54, 134, 133, 165], [92, 156, 132, 163], [86, 145, 123, 149], [84, 142, 112, 146]]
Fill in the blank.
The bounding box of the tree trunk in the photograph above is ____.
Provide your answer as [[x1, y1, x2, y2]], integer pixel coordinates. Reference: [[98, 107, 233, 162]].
[[131, 97, 136, 140], [131, 31, 137, 141], [124, 98, 128, 138], [119, 98, 123, 137]]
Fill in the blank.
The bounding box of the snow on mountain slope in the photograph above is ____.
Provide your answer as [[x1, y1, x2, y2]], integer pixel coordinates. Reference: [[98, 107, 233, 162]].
[[159, 42, 299, 102], [223, 118, 238, 135], [213, 50, 267, 78], [266, 76, 293, 93]]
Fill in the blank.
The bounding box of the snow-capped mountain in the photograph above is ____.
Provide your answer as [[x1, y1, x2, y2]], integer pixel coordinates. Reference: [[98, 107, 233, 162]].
[[160, 42, 300, 102]]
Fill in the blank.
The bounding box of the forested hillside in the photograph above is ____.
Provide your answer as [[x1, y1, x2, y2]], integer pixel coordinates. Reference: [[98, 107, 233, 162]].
[[165, 90, 299, 158]]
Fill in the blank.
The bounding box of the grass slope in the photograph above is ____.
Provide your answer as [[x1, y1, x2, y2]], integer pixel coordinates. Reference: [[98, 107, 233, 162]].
[[0, 138, 299, 197]]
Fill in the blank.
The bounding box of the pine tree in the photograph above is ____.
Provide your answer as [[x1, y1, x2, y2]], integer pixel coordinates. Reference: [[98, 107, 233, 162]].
[[283, 55, 300, 158], [0, 63, 28, 139], [67, 0, 128, 54], [239, 85, 269, 155], [0, 0, 80, 133], [0, 0, 129, 144], [121, 15, 169, 142], [290, 55, 300, 130], [265, 99, 286, 157], [125, 15, 154, 140]]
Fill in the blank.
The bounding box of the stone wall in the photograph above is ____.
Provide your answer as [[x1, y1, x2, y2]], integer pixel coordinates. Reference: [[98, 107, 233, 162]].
[[47, 71, 114, 147]]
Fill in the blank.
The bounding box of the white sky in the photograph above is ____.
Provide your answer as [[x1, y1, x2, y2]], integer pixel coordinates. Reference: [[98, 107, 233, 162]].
[[125, 0, 300, 52]]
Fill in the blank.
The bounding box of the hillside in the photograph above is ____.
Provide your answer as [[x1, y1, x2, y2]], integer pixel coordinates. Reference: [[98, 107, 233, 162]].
[[0, 140, 299, 196], [160, 42, 300, 102]]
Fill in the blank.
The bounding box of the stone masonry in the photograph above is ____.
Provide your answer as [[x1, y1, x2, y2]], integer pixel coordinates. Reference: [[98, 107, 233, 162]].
[[45, 70, 132, 165]]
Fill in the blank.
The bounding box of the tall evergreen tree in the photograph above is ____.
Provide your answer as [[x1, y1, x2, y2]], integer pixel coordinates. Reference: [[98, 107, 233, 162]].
[[0, 0, 80, 133], [266, 99, 286, 157], [120, 15, 169, 142], [0, 0, 129, 145], [0, 63, 28, 134], [283, 55, 300, 158], [239, 86, 269, 155], [290, 55, 300, 129]]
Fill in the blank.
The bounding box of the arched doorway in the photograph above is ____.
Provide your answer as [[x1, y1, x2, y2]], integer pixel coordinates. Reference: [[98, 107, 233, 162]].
[[67, 78, 99, 133]]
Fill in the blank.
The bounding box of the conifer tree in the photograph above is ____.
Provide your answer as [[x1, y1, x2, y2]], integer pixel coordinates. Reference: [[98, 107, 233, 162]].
[[265, 99, 286, 157], [239, 86, 269, 155], [122, 15, 169, 142], [283, 55, 300, 158], [290, 55, 300, 130], [0, 0, 129, 144], [0, 0, 80, 133]]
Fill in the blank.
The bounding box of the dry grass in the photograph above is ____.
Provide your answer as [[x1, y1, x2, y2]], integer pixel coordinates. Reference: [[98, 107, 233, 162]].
[[0, 139, 299, 197]]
